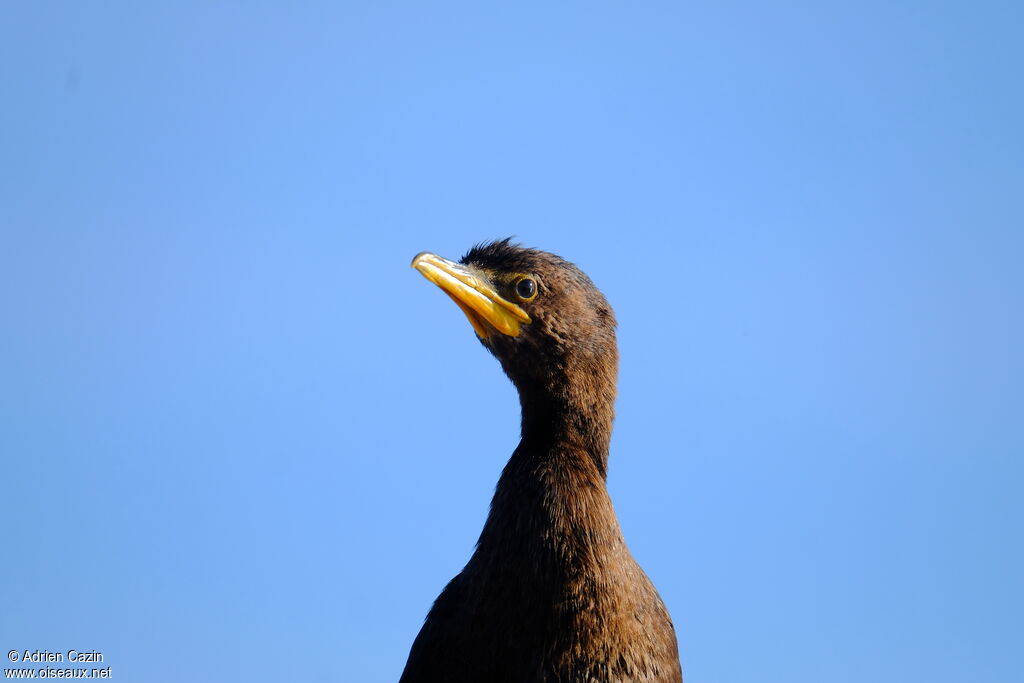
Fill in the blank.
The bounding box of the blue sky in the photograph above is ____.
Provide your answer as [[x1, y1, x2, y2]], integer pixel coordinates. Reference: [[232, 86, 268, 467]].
[[2, 2, 1021, 681]]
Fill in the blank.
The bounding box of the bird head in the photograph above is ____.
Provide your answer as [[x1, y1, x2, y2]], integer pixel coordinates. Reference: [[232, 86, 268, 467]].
[[412, 239, 617, 401]]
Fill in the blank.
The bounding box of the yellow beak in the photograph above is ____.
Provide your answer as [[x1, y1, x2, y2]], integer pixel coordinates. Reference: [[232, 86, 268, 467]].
[[412, 252, 531, 338]]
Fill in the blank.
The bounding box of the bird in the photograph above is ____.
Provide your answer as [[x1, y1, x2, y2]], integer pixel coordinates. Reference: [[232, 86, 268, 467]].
[[402, 239, 682, 683]]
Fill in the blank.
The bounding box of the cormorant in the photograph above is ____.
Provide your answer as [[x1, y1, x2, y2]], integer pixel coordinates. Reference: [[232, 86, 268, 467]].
[[402, 239, 682, 683]]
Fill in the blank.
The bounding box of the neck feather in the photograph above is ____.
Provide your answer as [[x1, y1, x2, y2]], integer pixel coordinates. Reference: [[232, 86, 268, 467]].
[[475, 347, 620, 566], [512, 345, 618, 477]]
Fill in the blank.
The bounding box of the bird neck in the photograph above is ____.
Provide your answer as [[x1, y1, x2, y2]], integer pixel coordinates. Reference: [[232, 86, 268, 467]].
[[475, 345, 620, 566], [514, 351, 617, 478], [476, 361, 623, 576], [518, 395, 612, 478]]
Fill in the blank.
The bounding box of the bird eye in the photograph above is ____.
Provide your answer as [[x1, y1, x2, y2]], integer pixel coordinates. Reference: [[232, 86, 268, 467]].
[[514, 277, 537, 301]]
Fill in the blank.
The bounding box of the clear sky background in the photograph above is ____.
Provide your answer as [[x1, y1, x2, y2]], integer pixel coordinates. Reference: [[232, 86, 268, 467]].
[[2, 2, 1021, 682]]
